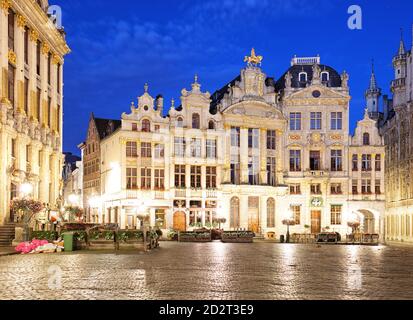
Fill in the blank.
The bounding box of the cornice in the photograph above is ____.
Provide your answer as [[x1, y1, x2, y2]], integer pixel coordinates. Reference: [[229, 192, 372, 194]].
[[11, 0, 70, 57]]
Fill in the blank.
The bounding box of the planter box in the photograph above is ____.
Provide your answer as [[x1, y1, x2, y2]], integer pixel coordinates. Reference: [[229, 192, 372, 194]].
[[179, 232, 212, 242], [117, 240, 145, 250], [88, 240, 116, 250], [88, 231, 116, 250], [74, 240, 89, 250], [221, 231, 254, 243]]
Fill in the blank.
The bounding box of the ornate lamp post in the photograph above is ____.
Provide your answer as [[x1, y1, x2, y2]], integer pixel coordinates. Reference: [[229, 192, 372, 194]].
[[282, 207, 296, 243]]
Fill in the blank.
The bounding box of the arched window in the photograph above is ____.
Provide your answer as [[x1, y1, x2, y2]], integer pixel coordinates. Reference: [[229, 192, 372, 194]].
[[142, 119, 151, 132], [192, 113, 200, 129], [230, 197, 240, 229], [208, 120, 215, 130], [363, 133, 370, 146], [176, 117, 183, 128], [321, 71, 329, 82], [299, 72, 307, 83], [267, 198, 275, 228]]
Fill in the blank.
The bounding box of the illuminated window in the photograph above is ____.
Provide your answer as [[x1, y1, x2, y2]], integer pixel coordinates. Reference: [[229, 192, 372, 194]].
[[141, 142, 152, 158], [331, 150, 342, 171], [190, 166, 201, 188], [174, 137, 185, 157], [206, 167, 217, 189], [267, 130, 276, 150], [126, 168, 138, 190], [173, 165, 185, 189], [230, 197, 240, 229], [154, 169, 164, 190], [330, 205, 342, 225], [141, 168, 151, 190], [142, 119, 151, 132], [291, 205, 301, 225], [267, 198, 275, 228], [192, 113, 200, 129], [126, 142, 138, 158]]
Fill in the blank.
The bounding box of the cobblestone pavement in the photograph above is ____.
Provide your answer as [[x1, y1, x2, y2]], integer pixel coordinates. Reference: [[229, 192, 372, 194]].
[[1, 242, 413, 300]]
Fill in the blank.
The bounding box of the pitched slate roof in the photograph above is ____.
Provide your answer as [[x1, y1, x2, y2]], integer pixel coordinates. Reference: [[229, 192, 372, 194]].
[[94, 117, 122, 140], [275, 64, 342, 91]]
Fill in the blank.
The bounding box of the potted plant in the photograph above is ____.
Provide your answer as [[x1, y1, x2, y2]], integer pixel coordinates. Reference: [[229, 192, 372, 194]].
[[65, 206, 84, 222], [10, 198, 44, 241]]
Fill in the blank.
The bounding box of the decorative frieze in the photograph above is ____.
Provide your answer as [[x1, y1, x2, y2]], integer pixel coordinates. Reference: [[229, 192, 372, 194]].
[[1, 0, 11, 13], [41, 43, 50, 55], [8, 49, 17, 65], [17, 14, 27, 28], [29, 30, 39, 42]]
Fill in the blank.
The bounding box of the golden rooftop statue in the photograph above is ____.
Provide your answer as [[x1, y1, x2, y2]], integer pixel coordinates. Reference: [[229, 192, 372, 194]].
[[244, 48, 263, 66]]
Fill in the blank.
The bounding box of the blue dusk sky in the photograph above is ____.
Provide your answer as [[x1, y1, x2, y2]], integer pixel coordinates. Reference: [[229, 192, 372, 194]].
[[54, 0, 413, 155]]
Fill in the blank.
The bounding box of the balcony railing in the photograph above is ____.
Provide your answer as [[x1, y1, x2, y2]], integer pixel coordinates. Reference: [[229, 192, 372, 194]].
[[155, 191, 164, 199], [206, 189, 217, 198], [174, 188, 186, 198], [190, 189, 203, 197]]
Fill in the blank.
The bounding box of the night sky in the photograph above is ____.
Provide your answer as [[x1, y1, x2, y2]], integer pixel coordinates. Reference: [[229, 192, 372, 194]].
[[53, 0, 413, 155]]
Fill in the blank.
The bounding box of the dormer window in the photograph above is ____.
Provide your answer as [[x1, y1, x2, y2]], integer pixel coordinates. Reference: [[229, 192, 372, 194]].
[[299, 72, 307, 83], [321, 71, 329, 82], [176, 117, 184, 128], [142, 119, 151, 132], [363, 133, 370, 146], [208, 120, 216, 130], [192, 113, 200, 129]]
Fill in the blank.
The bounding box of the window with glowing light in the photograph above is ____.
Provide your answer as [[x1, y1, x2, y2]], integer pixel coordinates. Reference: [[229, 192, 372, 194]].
[[230, 197, 240, 229], [267, 198, 275, 228]]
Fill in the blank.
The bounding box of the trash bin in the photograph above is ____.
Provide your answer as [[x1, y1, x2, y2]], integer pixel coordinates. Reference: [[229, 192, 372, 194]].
[[63, 232, 74, 252], [280, 235, 285, 243]]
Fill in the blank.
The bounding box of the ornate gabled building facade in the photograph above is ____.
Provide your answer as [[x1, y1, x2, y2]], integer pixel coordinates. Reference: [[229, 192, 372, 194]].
[[79, 114, 121, 222], [92, 51, 385, 239], [380, 27, 413, 244], [0, 0, 70, 224]]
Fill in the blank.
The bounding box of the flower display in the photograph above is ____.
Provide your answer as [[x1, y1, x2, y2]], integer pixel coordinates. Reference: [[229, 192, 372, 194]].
[[15, 239, 49, 254], [10, 199, 44, 216]]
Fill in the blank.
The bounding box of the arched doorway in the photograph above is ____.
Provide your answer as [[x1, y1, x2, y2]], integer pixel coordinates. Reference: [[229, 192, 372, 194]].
[[173, 211, 186, 232], [358, 210, 376, 234], [351, 210, 377, 234]]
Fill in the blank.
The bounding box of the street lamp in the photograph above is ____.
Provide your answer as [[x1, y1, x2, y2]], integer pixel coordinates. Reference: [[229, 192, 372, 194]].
[[20, 182, 33, 197], [282, 207, 296, 243], [68, 193, 79, 206]]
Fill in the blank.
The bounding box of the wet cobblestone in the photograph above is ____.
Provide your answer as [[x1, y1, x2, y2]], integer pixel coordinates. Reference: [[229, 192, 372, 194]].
[[1, 242, 413, 300]]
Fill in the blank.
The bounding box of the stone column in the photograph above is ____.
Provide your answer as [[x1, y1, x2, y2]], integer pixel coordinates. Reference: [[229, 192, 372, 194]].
[[0, 127, 8, 223], [120, 207, 126, 229], [14, 15, 25, 115], [185, 164, 191, 189], [39, 147, 50, 204], [0, 6, 9, 100], [223, 125, 231, 183], [240, 127, 249, 184], [276, 130, 284, 184], [259, 128, 267, 184]]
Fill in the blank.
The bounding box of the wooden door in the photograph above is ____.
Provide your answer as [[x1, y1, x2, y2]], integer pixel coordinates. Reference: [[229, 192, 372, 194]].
[[311, 211, 321, 234], [248, 209, 259, 233], [173, 211, 186, 232]]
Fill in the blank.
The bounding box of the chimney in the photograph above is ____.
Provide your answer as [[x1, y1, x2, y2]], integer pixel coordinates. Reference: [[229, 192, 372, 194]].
[[155, 95, 164, 115]]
